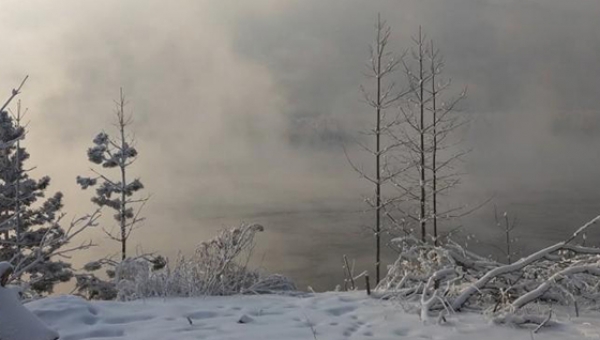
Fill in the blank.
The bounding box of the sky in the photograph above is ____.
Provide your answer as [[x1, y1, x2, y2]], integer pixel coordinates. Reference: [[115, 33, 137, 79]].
[[0, 0, 599, 290]]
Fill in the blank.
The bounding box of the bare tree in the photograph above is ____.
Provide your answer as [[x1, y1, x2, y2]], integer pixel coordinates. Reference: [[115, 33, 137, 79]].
[[425, 40, 467, 245], [346, 15, 403, 284], [429, 40, 439, 244], [77, 89, 147, 261], [386, 26, 431, 243], [490, 207, 518, 264], [385, 28, 467, 245], [350, 22, 469, 285]]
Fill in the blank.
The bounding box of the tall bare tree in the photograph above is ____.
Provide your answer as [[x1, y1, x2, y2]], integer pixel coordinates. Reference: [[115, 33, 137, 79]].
[[347, 15, 403, 284], [426, 40, 468, 244], [384, 29, 467, 245], [77, 89, 147, 261], [388, 27, 431, 243], [430, 40, 439, 244]]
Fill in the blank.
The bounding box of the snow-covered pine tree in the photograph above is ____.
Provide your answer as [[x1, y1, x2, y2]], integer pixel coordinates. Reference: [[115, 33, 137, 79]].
[[0, 97, 72, 295], [77, 89, 146, 261]]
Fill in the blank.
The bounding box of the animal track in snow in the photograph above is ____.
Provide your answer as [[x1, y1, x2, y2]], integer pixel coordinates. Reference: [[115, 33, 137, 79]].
[[325, 305, 356, 316]]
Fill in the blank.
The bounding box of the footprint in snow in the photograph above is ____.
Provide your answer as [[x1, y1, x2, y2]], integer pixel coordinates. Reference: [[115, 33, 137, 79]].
[[87, 306, 99, 315], [79, 314, 99, 325], [343, 321, 366, 337], [393, 328, 410, 336], [325, 305, 356, 316]]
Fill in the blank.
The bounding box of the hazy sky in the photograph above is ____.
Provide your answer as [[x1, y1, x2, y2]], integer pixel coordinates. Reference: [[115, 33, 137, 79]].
[[0, 0, 599, 289]]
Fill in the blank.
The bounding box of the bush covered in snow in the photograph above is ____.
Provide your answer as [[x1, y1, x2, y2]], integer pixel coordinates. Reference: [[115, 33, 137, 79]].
[[375, 216, 600, 326], [76, 223, 296, 300]]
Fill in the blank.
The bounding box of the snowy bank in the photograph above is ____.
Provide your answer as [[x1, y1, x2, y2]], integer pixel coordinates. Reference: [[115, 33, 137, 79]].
[[23, 292, 600, 340], [0, 262, 58, 340]]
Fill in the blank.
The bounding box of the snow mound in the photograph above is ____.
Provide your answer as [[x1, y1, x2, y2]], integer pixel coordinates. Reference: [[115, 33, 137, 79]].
[[22, 292, 600, 340], [0, 287, 58, 340]]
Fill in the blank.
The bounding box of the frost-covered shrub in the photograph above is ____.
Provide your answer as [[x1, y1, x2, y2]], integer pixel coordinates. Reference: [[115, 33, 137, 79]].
[[77, 223, 296, 300], [247, 274, 297, 294], [75, 255, 165, 300], [74, 273, 118, 300]]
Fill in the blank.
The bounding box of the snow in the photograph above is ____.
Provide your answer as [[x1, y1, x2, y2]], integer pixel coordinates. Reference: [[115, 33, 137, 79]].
[[0, 286, 59, 340], [0, 262, 59, 340], [21, 292, 600, 340]]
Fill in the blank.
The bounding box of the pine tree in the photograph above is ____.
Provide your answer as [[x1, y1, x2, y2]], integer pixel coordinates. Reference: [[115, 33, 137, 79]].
[[77, 89, 146, 261], [0, 100, 71, 294]]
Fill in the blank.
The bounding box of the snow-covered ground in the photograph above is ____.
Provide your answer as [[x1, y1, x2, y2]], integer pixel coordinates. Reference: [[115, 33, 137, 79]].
[[25, 292, 600, 340]]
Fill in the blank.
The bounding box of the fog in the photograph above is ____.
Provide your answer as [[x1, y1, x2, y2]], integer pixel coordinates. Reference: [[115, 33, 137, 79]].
[[0, 0, 599, 290]]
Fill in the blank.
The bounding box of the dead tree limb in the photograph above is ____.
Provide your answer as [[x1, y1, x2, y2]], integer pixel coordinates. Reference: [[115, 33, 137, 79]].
[[452, 215, 600, 311]]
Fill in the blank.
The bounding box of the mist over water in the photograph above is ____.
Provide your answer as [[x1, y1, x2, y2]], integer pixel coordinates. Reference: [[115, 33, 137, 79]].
[[162, 186, 600, 292], [1, 0, 600, 292]]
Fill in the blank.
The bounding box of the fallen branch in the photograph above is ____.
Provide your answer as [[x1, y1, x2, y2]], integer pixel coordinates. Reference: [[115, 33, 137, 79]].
[[533, 309, 552, 334], [512, 264, 600, 309], [452, 215, 600, 311]]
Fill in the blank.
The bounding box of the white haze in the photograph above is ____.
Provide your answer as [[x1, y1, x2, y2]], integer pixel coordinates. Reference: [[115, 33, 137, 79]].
[[0, 0, 599, 289]]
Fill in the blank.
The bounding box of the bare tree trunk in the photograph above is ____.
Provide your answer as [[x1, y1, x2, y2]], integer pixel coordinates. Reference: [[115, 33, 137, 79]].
[[505, 213, 512, 264], [417, 27, 427, 243], [10, 84, 28, 278], [347, 15, 401, 285], [14, 101, 22, 255], [430, 40, 438, 246], [419, 37, 467, 244], [118, 89, 127, 261], [494, 207, 517, 264], [374, 15, 383, 285]]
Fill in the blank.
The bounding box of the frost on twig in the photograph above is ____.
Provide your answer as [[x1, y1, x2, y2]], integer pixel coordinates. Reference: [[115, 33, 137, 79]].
[[376, 215, 600, 327], [76, 223, 296, 300], [6, 210, 99, 295], [0, 79, 97, 295]]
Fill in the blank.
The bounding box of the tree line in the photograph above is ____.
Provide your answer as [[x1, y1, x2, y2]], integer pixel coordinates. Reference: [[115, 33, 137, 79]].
[[0, 80, 146, 295]]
